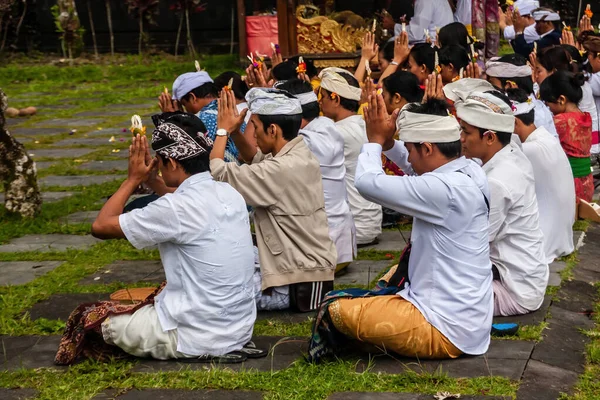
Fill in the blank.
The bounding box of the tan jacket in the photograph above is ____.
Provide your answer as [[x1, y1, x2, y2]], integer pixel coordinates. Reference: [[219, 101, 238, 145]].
[[210, 136, 337, 289]]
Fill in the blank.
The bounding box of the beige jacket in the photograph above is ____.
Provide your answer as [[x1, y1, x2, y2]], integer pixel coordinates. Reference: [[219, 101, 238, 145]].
[[210, 136, 337, 290]]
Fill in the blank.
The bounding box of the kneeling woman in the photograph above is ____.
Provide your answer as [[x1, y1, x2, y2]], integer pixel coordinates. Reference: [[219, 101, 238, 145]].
[[55, 113, 258, 364]]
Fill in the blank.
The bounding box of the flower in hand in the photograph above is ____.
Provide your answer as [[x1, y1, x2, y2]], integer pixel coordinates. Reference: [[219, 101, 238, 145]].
[[217, 88, 247, 134], [128, 134, 158, 185]]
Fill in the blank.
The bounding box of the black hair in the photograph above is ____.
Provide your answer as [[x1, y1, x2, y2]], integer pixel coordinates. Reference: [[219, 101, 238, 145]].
[[272, 61, 299, 81], [438, 22, 484, 52], [537, 45, 574, 74], [539, 70, 586, 104], [492, 53, 534, 93], [321, 71, 361, 112], [213, 71, 249, 101], [382, 70, 424, 102], [403, 98, 462, 159], [409, 44, 437, 74], [258, 114, 302, 141], [181, 82, 219, 102], [151, 112, 211, 174], [439, 45, 470, 71], [380, 40, 395, 64], [561, 44, 591, 74], [276, 79, 320, 121], [288, 56, 318, 79], [505, 88, 536, 126], [477, 90, 514, 145]]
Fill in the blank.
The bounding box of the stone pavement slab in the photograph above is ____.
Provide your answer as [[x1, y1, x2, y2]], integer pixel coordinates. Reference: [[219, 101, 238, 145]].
[[27, 293, 111, 321], [34, 161, 58, 170], [79, 260, 164, 285], [549, 260, 567, 273], [38, 118, 103, 128], [40, 175, 126, 188], [0, 336, 48, 363], [27, 148, 94, 159], [553, 280, 597, 314], [0, 234, 101, 253], [328, 394, 509, 400], [547, 272, 561, 287], [0, 336, 62, 371], [0, 191, 75, 204], [79, 160, 129, 171], [94, 389, 264, 400], [335, 260, 392, 286], [133, 336, 306, 373], [439, 357, 527, 380], [0, 261, 65, 286], [256, 310, 314, 324], [531, 319, 588, 374], [62, 210, 99, 224], [493, 295, 551, 326], [10, 127, 67, 137], [363, 231, 410, 252], [0, 388, 38, 399], [516, 360, 579, 400], [52, 137, 122, 147]]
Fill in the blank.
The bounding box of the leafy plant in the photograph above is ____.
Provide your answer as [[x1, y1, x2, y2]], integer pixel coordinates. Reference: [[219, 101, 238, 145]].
[[124, 0, 160, 56], [169, 0, 207, 57], [51, 0, 85, 62]]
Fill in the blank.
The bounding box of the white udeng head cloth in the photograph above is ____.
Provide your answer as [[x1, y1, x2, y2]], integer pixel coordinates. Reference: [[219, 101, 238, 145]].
[[485, 58, 533, 78], [318, 68, 362, 101], [532, 9, 561, 22], [454, 90, 516, 133], [296, 91, 319, 105], [396, 108, 461, 144], [443, 78, 496, 102], [512, 99, 536, 116], [513, 0, 540, 16], [245, 87, 302, 116]]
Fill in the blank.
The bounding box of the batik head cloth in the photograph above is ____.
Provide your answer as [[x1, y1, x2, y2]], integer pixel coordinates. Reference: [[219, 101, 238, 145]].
[[172, 71, 214, 101], [246, 88, 302, 115], [485, 57, 533, 78], [318, 67, 362, 101], [396, 107, 461, 143], [151, 112, 213, 160], [453, 91, 516, 133]]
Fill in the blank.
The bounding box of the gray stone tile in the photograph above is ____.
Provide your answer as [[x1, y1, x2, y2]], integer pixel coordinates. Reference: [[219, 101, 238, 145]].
[[439, 356, 527, 380], [52, 137, 122, 147], [34, 161, 57, 170], [549, 261, 567, 273], [547, 272, 561, 287], [75, 110, 135, 118], [0, 191, 75, 204], [0, 336, 63, 371], [0, 261, 65, 286], [553, 280, 597, 314], [133, 336, 305, 373], [79, 160, 129, 172], [38, 118, 103, 128], [99, 389, 264, 400], [27, 148, 94, 159], [10, 127, 68, 137], [572, 265, 600, 284], [61, 210, 99, 224], [363, 231, 410, 252], [328, 394, 509, 400], [485, 340, 534, 360], [27, 293, 111, 321], [0, 336, 46, 363], [531, 320, 588, 374], [0, 234, 101, 253], [79, 260, 164, 285], [516, 360, 579, 400], [493, 295, 551, 326], [0, 388, 38, 399], [354, 356, 441, 375], [40, 175, 126, 188], [256, 310, 314, 324], [335, 260, 392, 286], [548, 305, 595, 330]]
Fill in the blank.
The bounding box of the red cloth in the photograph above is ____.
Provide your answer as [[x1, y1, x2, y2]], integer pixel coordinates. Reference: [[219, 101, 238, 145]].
[[246, 16, 279, 57]]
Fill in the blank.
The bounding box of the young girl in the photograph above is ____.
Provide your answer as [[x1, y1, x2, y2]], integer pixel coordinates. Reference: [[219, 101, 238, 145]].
[[407, 43, 437, 86], [540, 71, 594, 202], [581, 32, 600, 161], [438, 45, 470, 84]]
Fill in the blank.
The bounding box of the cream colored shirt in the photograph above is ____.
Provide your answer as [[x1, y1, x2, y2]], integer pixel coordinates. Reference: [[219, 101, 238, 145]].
[[210, 136, 337, 289]]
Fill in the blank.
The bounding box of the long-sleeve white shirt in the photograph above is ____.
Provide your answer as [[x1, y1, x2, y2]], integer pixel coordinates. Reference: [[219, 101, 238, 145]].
[[522, 126, 575, 263], [504, 23, 539, 43], [394, 0, 454, 44], [586, 72, 600, 154], [335, 115, 382, 245], [531, 96, 558, 139], [482, 142, 548, 311], [300, 117, 356, 264], [355, 141, 493, 356]]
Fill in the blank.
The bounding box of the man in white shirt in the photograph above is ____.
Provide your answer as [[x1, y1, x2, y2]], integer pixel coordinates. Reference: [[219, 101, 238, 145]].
[[90, 113, 257, 361], [499, 0, 540, 43], [277, 79, 356, 271], [506, 89, 575, 263], [384, 0, 454, 44], [447, 82, 549, 317], [308, 94, 493, 362], [485, 55, 558, 138], [319, 68, 383, 246]]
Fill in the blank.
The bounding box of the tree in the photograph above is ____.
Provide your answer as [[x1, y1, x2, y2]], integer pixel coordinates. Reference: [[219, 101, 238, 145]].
[[105, 0, 114, 57], [169, 0, 206, 57], [86, 0, 98, 58], [124, 0, 159, 56], [0, 0, 16, 52]]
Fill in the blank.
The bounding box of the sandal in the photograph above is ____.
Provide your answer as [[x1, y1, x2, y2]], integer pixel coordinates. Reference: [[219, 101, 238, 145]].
[[236, 341, 268, 359], [179, 352, 247, 364]]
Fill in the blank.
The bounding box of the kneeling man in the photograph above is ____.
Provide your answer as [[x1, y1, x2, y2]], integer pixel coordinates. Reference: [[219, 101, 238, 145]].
[[55, 113, 256, 364]]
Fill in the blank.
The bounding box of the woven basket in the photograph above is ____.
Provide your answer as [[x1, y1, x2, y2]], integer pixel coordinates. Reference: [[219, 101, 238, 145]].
[[110, 287, 156, 304]]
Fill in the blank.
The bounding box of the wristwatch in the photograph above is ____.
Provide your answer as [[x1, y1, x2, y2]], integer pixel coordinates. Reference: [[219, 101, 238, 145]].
[[216, 128, 230, 138]]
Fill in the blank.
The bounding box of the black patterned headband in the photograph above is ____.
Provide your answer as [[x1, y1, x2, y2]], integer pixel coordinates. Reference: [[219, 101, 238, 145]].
[[152, 122, 213, 161]]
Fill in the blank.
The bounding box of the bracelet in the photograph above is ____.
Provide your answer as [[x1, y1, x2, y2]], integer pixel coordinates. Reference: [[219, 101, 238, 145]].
[[391, 61, 399, 66]]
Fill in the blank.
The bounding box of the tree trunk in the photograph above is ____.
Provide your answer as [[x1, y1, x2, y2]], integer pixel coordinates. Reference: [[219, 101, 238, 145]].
[[14, 0, 27, 45], [0, 14, 4, 52], [68, 42, 73, 64], [138, 11, 143, 56], [185, 7, 196, 58], [175, 12, 183, 56], [87, 0, 98, 58], [105, 0, 114, 57]]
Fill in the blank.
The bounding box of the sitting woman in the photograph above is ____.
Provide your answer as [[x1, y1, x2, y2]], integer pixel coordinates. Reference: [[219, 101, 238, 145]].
[[55, 113, 258, 365]]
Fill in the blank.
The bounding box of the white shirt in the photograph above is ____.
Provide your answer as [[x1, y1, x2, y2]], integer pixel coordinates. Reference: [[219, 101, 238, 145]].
[[454, 0, 472, 26], [394, 0, 454, 44], [335, 115, 382, 245], [504, 23, 539, 43], [300, 117, 356, 264], [483, 143, 549, 311], [355, 142, 493, 356], [522, 126, 575, 263], [119, 172, 256, 356], [531, 96, 558, 139], [584, 76, 600, 154]]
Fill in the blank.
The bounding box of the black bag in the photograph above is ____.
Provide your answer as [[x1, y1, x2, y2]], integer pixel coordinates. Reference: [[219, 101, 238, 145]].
[[384, 243, 412, 290], [289, 281, 334, 313]]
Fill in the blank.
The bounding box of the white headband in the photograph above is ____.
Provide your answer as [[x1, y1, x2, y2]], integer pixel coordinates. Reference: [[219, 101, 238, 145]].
[[245, 88, 302, 116], [318, 68, 362, 101], [454, 91, 516, 133], [485, 58, 532, 78], [443, 78, 496, 102], [533, 10, 560, 21], [396, 108, 461, 144], [512, 99, 535, 116], [296, 91, 318, 105], [513, 0, 540, 16]]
